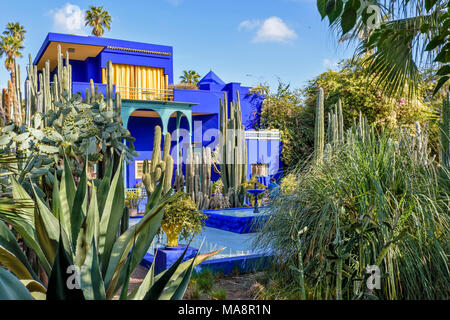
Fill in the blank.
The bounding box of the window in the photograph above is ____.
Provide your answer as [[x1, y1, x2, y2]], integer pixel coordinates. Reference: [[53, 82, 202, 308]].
[[135, 160, 144, 179], [251, 163, 269, 177]]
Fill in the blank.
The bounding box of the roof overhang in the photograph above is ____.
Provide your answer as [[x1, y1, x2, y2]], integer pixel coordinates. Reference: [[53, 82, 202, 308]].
[[36, 41, 105, 71], [34, 33, 174, 71]]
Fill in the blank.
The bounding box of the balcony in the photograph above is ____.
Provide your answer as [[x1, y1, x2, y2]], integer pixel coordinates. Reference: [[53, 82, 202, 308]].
[[115, 86, 174, 101]]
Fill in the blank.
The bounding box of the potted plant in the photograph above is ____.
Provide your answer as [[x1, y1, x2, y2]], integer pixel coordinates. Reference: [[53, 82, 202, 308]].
[[161, 192, 207, 247], [155, 192, 208, 273], [125, 190, 143, 217]]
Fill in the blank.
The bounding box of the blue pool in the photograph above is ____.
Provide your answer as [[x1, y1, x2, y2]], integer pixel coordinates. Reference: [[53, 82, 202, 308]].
[[204, 207, 269, 217], [128, 206, 273, 274], [203, 207, 270, 234]]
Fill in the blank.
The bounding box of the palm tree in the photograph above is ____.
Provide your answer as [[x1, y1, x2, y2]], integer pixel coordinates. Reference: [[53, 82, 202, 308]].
[[318, 0, 448, 97], [3, 22, 26, 41], [180, 70, 201, 84], [0, 35, 23, 80], [0, 23, 25, 82], [84, 6, 112, 37], [0, 35, 23, 122]]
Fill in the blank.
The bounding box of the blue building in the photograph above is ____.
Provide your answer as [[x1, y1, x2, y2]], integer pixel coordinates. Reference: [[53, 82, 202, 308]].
[[33, 33, 282, 188]]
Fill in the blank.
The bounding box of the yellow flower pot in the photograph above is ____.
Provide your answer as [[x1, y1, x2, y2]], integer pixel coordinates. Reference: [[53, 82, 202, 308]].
[[161, 223, 182, 247]]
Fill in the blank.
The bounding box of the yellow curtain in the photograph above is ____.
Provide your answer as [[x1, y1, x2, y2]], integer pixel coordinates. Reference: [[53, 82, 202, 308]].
[[102, 64, 167, 100]]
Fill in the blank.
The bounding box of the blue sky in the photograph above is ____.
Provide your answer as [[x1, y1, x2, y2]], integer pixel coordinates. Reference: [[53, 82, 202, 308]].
[[0, 0, 356, 91]]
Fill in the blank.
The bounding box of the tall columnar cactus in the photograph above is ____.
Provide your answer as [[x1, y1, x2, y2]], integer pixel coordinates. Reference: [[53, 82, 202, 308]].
[[13, 60, 22, 123], [25, 45, 73, 127], [338, 99, 344, 144], [440, 93, 450, 168], [0, 89, 5, 125], [327, 98, 345, 146], [18, 44, 116, 129], [185, 144, 213, 209], [218, 91, 247, 208], [314, 87, 325, 162], [142, 125, 174, 197], [107, 61, 114, 111], [174, 151, 185, 193]]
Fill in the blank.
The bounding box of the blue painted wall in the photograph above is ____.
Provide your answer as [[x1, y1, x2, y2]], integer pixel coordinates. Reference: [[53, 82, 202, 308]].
[[34, 33, 282, 188], [35, 33, 173, 88]]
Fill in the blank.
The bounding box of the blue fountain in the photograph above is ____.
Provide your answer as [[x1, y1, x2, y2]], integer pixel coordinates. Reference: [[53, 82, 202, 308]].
[[246, 182, 265, 213]]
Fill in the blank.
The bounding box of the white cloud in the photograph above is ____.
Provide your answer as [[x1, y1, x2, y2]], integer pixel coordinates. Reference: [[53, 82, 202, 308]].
[[238, 19, 261, 31], [50, 3, 86, 35], [239, 17, 297, 43], [323, 58, 338, 69]]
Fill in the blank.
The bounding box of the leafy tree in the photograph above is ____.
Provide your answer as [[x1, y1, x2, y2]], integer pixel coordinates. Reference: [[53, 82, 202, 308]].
[[305, 57, 442, 155], [180, 70, 201, 84], [259, 82, 315, 169], [85, 5, 111, 37], [259, 57, 441, 169], [317, 0, 449, 96], [303, 57, 435, 129]]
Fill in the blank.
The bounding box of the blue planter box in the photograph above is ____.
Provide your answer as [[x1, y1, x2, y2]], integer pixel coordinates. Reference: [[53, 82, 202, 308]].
[[140, 252, 273, 276], [153, 245, 198, 275]]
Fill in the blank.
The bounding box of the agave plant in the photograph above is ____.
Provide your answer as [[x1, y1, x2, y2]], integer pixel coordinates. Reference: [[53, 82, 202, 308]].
[[0, 154, 219, 300]]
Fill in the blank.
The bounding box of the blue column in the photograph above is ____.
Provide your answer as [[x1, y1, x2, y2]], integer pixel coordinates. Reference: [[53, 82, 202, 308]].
[[176, 112, 181, 168], [121, 106, 136, 188]]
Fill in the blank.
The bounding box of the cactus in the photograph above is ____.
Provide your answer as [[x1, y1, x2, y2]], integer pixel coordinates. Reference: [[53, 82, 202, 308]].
[[440, 93, 450, 167], [218, 91, 247, 207], [174, 158, 185, 193], [327, 98, 345, 146], [314, 87, 325, 162], [0, 88, 5, 125], [142, 125, 174, 197], [338, 99, 344, 144], [18, 44, 116, 129], [185, 144, 213, 210], [13, 60, 22, 123], [0, 44, 137, 188]]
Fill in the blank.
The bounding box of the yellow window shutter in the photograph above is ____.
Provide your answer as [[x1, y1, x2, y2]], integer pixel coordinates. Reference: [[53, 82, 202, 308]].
[[102, 63, 168, 100]]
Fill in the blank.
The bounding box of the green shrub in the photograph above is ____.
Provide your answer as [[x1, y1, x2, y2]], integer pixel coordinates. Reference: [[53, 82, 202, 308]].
[[254, 121, 450, 299], [259, 82, 315, 168], [192, 269, 215, 292], [187, 279, 201, 299], [210, 288, 227, 300]]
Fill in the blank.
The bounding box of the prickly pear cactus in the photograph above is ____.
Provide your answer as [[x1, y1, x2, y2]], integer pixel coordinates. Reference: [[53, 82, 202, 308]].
[[0, 44, 137, 187]]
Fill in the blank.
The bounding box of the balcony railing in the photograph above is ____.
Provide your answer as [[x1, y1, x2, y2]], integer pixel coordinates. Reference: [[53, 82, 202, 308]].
[[115, 86, 174, 101]]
